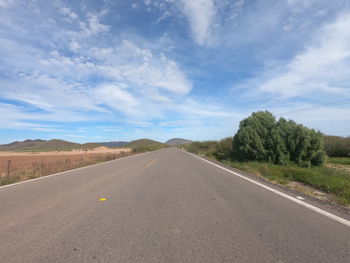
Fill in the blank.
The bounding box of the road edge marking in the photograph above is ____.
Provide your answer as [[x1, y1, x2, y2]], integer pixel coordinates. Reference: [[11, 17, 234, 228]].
[[0, 150, 155, 190], [183, 150, 350, 227]]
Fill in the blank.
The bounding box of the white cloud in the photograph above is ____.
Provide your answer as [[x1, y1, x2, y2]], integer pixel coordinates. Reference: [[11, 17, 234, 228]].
[[68, 41, 81, 51], [0, 74, 104, 112], [85, 40, 192, 94], [266, 103, 350, 136], [0, 103, 96, 132], [177, 99, 240, 118], [94, 84, 139, 116], [64, 13, 109, 39], [257, 12, 350, 99], [0, 0, 194, 124], [0, 0, 14, 8], [86, 14, 109, 35], [180, 0, 216, 46], [59, 7, 79, 22], [37, 39, 192, 96], [118, 42, 191, 94]]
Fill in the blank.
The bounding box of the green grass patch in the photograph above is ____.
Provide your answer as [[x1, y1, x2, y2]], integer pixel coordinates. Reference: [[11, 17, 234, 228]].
[[328, 157, 350, 166], [221, 160, 350, 205]]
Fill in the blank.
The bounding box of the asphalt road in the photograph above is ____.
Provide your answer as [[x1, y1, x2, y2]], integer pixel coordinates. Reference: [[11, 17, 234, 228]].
[[0, 147, 349, 263]]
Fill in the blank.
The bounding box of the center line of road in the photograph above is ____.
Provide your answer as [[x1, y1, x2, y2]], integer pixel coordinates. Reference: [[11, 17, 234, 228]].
[[145, 159, 158, 168]]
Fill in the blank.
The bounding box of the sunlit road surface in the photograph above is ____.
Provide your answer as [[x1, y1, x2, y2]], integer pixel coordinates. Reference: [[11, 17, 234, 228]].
[[0, 147, 349, 262]]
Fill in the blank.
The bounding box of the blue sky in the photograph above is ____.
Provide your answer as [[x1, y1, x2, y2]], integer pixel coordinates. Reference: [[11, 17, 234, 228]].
[[1, 0, 350, 144]]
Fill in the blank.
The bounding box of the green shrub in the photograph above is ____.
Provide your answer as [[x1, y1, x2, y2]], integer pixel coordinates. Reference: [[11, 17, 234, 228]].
[[311, 151, 326, 166], [232, 111, 325, 166], [183, 141, 218, 157], [213, 137, 233, 160]]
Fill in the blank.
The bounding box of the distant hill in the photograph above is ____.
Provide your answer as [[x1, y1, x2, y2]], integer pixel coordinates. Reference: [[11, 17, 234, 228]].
[[124, 139, 166, 152], [96, 141, 129, 147], [0, 138, 168, 152], [0, 139, 103, 151], [0, 139, 46, 151], [165, 138, 193, 146], [31, 139, 81, 151]]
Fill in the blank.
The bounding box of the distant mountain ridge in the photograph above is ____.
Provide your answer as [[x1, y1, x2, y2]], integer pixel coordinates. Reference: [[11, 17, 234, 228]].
[[165, 138, 193, 146], [0, 139, 46, 151], [0, 138, 171, 152], [0, 139, 102, 151]]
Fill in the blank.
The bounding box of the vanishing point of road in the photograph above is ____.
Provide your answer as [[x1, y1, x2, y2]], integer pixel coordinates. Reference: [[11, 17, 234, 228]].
[[0, 148, 349, 262]]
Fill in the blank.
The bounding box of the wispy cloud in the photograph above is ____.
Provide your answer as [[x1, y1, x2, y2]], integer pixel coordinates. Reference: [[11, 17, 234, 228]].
[[180, 0, 216, 46], [0, 1, 194, 122], [58, 6, 79, 23], [0, 0, 14, 8], [239, 12, 350, 101]]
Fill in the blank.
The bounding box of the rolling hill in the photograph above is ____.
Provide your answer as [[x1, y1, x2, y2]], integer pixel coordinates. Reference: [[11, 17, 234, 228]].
[[0, 139, 46, 151], [0, 138, 167, 152], [165, 138, 193, 146], [0, 139, 103, 151]]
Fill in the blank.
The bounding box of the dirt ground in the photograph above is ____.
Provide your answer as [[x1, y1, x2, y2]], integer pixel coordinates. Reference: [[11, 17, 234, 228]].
[[0, 147, 131, 172], [326, 163, 350, 174]]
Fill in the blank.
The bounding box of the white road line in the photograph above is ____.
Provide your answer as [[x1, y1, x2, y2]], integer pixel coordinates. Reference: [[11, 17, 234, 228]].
[[184, 151, 350, 228], [0, 151, 153, 190]]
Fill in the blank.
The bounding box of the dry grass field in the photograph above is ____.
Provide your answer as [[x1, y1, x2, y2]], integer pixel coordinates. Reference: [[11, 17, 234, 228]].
[[0, 147, 132, 186]]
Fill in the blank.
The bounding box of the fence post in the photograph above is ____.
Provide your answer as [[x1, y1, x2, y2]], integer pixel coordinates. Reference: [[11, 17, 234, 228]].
[[6, 160, 11, 178]]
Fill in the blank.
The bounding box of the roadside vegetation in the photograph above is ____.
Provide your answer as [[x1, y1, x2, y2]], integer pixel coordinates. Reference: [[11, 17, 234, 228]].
[[324, 136, 350, 157], [124, 139, 168, 153], [182, 111, 350, 205], [0, 151, 132, 186], [328, 157, 350, 166]]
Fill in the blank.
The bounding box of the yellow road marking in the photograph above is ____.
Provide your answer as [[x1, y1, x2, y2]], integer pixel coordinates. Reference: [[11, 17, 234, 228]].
[[145, 159, 158, 168], [99, 198, 107, 202]]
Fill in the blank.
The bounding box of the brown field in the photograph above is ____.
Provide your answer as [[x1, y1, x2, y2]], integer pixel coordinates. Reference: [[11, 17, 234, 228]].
[[0, 147, 132, 186]]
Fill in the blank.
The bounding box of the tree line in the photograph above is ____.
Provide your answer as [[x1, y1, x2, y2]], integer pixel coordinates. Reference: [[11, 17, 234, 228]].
[[324, 136, 350, 157]]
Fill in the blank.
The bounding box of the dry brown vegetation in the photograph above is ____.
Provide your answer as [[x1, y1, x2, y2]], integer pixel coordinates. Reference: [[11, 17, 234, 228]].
[[0, 147, 132, 186]]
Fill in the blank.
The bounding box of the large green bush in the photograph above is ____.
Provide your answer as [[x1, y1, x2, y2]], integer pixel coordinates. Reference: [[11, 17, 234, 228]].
[[233, 111, 326, 166]]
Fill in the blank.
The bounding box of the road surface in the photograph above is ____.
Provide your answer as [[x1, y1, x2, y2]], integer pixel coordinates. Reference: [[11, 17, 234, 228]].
[[0, 147, 349, 262]]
